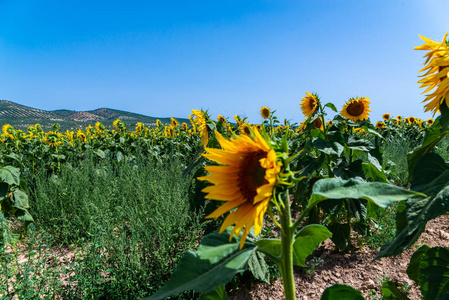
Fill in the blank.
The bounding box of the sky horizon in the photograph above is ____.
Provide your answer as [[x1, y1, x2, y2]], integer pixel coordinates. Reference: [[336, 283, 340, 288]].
[[1, 0, 449, 124]]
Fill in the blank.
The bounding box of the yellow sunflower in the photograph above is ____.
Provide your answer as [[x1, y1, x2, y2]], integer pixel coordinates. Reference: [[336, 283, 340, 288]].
[[396, 115, 402, 121], [217, 115, 227, 123], [375, 121, 385, 129], [198, 131, 282, 249], [327, 120, 333, 127], [2, 124, 14, 139], [409, 116, 416, 124], [427, 118, 434, 126], [300, 92, 318, 118], [191, 109, 209, 146], [239, 123, 251, 135], [44, 131, 64, 148], [311, 118, 324, 130], [415, 32, 449, 115], [170, 117, 179, 128], [340, 97, 371, 122], [382, 113, 390, 121], [260, 106, 271, 119]]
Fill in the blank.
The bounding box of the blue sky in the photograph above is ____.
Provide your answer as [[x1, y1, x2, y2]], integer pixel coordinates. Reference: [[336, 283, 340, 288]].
[[1, 0, 449, 123]]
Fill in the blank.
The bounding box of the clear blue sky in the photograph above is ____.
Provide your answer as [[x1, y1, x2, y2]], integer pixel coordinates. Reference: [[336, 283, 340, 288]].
[[1, 0, 448, 123]]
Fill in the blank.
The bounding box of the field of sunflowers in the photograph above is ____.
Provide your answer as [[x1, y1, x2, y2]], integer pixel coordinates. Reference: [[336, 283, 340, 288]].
[[2, 33, 449, 300]]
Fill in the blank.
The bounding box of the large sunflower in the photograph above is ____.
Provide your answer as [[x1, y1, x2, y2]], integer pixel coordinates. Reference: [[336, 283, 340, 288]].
[[340, 97, 371, 122], [199, 131, 282, 249], [300, 92, 318, 118], [415, 32, 449, 115]]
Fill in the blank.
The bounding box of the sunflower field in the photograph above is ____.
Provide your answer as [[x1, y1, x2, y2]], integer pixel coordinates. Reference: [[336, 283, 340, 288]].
[[2, 33, 449, 300]]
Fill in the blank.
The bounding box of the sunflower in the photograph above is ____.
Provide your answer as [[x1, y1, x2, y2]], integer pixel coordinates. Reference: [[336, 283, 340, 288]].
[[2, 124, 14, 139], [77, 129, 87, 143], [419, 121, 426, 130], [300, 92, 318, 118], [260, 106, 271, 119], [191, 109, 209, 146], [311, 118, 323, 130], [95, 122, 105, 134], [239, 123, 251, 135], [44, 131, 64, 148], [170, 117, 179, 128], [113, 119, 120, 130], [427, 118, 434, 126], [198, 131, 282, 249], [340, 97, 371, 122], [415, 32, 449, 115], [217, 115, 227, 123], [396, 115, 402, 121], [133, 122, 142, 134], [382, 113, 390, 121], [409, 116, 416, 124], [375, 121, 385, 129], [327, 120, 333, 127]]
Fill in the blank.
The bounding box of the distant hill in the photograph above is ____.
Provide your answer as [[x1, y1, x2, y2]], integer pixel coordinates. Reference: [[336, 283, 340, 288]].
[[0, 100, 188, 131]]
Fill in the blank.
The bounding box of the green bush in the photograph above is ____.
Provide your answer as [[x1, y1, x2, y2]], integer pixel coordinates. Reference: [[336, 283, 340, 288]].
[[14, 152, 206, 299]]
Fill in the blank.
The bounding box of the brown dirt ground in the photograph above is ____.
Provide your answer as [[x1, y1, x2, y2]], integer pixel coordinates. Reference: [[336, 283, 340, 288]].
[[229, 215, 449, 300]]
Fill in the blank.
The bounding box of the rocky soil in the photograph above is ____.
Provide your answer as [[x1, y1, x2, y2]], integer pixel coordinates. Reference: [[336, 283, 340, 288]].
[[229, 215, 449, 300]]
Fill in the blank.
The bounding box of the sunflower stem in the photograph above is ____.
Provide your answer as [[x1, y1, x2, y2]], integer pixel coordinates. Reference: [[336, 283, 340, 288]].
[[279, 189, 296, 300]]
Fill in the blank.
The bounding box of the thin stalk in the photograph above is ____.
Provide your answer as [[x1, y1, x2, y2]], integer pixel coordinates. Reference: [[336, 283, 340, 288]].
[[279, 189, 296, 300]]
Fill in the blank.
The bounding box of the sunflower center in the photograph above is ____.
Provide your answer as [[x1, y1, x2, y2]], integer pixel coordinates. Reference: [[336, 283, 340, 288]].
[[346, 101, 365, 116], [238, 150, 268, 204], [308, 98, 317, 111]]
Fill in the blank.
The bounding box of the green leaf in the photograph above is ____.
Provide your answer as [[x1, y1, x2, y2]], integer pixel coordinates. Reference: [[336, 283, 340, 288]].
[[410, 153, 449, 194], [361, 154, 387, 183], [406, 245, 430, 282], [381, 281, 410, 300], [94, 149, 106, 159], [346, 136, 374, 152], [12, 190, 29, 210], [324, 102, 338, 113], [0, 166, 20, 186], [313, 139, 344, 156], [293, 224, 332, 267], [418, 247, 449, 300], [200, 285, 230, 300], [309, 178, 424, 209], [320, 284, 365, 300], [407, 112, 449, 182], [256, 238, 281, 259], [0, 182, 9, 199], [144, 228, 257, 300], [327, 223, 350, 250], [247, 251, 270, 283], [376, 154, 449, 260]]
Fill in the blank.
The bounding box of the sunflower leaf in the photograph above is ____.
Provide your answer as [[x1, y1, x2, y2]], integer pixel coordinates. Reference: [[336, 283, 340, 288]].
[[320, 284, 365, 300], [309, 178, 424, 209], [375, 153, 449, 260], [418, 247, 449, 300], [324, 102, 338, 113], [293, 224, 332, 267], [407, 111, 449, 183], [144, 228, 257, 300]]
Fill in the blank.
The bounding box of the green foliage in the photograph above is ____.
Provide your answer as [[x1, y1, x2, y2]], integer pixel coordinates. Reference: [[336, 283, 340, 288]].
[[320, 284, 365, 300], [144, 228, 257, 300], [13, 152, 207, 299], [309, 178, 423, 209], [376, 152, 449, 259]]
